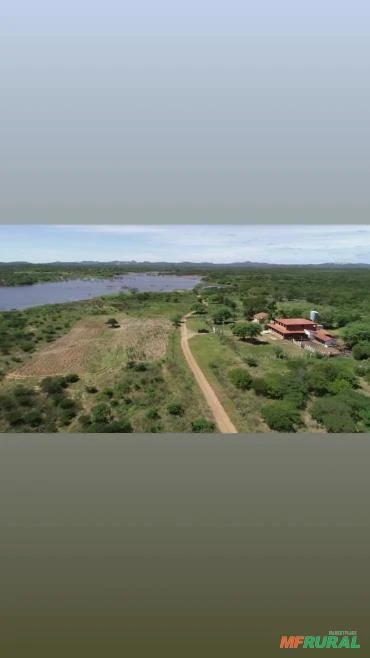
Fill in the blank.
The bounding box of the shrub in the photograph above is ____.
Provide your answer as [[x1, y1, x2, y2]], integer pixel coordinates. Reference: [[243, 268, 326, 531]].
[[5, 410, 24, 427], [342, 323, 370, 349], [310, 392, 369, 432], [41, 376, 68, 395], [327, 378, 353, 395], [244, 356, 258, 367], [261, 401, 302, 432], [146, 408, 160, 420], [0, 394, 16, 412], [306, 362, 356, 396], [133, 363, 148, 372], [59, 397, 77, 410], [91, 403, 112, 425], [102, 387, 114, 398], [339, 390, 370, 420], [263, 373, 287, 399], [23, 410, 44, 428], [65, 373, 80, 383], [12, 386, 35, 407], [85, 385, 98, 394], [252, 378, 267, 396], [310, 398, 356, 432], [21, 343, 35, 353], [191, 418, 216, 432], [89, 420, 133, 433], [78, 414, 91, 428], [284, 388, 307, 410], [359, 407, 370, 428], [352, 342, 370, 360], [171, 315, 182, 327], [59, 407, 77, 425], [273, 346, 287, 359], [228, 368, 252, 390], [167, 402, 185, 416]]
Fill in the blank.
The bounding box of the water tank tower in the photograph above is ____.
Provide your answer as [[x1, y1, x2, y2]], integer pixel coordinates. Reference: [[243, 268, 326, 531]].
[[310, 310, 319, 322]]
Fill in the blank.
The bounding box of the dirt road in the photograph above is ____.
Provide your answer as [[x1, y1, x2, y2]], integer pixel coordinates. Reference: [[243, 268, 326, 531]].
[[180, 315, 238, 433]]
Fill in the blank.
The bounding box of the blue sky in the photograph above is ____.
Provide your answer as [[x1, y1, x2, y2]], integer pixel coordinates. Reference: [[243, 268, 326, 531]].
[[0, 225, 369, 264]]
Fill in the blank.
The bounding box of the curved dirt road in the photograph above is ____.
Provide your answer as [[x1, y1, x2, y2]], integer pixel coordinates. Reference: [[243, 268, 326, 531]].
[[180, 315, 237, 433]]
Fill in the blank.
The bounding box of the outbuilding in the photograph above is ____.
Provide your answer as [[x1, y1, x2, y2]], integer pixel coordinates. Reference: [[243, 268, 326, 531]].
[[253, 312, 269, 324]]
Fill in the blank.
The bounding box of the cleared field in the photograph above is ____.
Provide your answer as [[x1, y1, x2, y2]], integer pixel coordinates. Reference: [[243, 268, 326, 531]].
[[6, 315, 172, 380]]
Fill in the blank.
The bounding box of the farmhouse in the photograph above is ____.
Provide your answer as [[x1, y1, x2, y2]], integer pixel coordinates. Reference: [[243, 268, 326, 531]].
[[253, 312, 269, 324], [267, 318, 317, 340], [268, 317, 337, 348]]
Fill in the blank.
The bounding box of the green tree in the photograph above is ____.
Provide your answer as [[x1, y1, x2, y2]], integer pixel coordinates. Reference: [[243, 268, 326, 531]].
[[106, 317, 120, 328], [91, 403, 112, 425], [41, 376, 67, 395], [232, 322, 262, 341], [342, 323, 370, 348], [191, 302, 207, 315], [261, 401, 302, 432], [232, 323, 250, 340], [212, 307, 233, 325], [171, 315, 182, 328]]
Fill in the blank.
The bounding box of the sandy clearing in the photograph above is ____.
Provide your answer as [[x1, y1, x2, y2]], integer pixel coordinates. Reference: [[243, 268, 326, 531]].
[[6, 316, 172, 380]]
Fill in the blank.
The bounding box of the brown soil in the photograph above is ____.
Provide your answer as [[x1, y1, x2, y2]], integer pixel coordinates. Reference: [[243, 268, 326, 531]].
[[6, 316, 172, 380]]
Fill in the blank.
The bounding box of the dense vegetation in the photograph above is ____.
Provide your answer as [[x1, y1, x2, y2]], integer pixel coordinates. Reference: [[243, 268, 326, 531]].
[[0, 376, 81, 432], [191, 267, 370, 433], [0, 261, 205, 286]]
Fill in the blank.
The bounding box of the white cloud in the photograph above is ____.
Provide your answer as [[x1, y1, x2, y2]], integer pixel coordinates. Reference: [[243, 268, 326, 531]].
[[2, 224, 370, 264]]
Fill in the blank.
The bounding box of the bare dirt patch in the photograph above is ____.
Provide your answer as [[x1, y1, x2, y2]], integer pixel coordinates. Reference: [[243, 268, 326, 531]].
[[6, 316, 172, 380]]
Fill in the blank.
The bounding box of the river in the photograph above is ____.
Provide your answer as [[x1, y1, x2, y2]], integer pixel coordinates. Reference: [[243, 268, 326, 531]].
[[0, 273, 202, 311]]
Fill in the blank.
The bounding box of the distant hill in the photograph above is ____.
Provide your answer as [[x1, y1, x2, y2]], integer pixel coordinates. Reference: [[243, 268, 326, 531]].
[[1, 260, 370, 269]]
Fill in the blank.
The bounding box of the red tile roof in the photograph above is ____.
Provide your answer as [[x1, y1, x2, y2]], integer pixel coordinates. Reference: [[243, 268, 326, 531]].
[[275, 318, 316, 326], [311, 330, 334, 342], [268, 323, 307, 335]]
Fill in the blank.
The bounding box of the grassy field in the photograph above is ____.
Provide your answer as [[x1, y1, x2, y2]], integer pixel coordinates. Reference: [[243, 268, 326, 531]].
[[187, 317, 211, 333], [189, 333, 268, 432], [0, 289, 218, 433]]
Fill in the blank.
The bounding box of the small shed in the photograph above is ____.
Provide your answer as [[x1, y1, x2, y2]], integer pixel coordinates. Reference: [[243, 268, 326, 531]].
[[253, 312, 269, 324]]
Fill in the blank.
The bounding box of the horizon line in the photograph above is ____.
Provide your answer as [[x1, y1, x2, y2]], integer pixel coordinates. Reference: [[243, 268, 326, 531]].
[[1, 260, 370, 267]]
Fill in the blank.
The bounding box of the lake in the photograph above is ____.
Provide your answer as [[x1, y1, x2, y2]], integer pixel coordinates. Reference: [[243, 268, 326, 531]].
[[0, 273, 202, 311]]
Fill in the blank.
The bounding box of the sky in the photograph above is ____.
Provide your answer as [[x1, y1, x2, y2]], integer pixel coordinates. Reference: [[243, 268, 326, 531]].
[[0, 225, 369, 264], [1, 2, 370, 222]]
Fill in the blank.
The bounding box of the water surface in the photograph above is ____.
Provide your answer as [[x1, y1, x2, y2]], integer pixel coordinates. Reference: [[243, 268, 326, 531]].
[[0, 273, 201, 311]]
